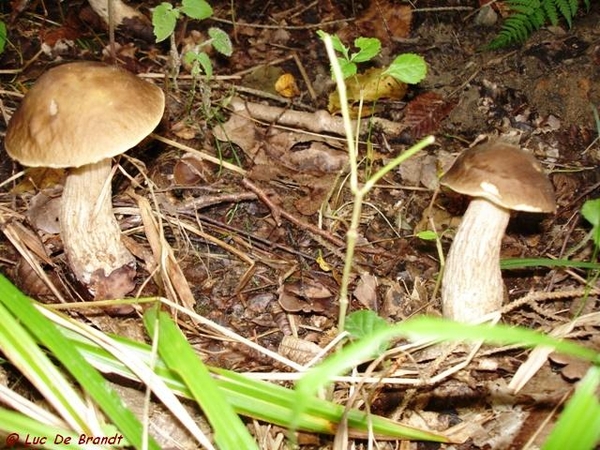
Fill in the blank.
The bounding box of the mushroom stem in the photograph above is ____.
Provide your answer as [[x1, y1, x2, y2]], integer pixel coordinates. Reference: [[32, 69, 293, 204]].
[[60, 159, 135, 298], [442, 198, 510, 323]]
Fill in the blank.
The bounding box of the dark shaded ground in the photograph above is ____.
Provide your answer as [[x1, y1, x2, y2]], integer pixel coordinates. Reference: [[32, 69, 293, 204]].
[[1, 1, 599, 448]]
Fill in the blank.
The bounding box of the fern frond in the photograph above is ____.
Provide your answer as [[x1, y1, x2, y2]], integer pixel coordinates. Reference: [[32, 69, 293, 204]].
[[555, 0, 576, 26], [542, 0, 559, 25], [487, 0, 589, 50]]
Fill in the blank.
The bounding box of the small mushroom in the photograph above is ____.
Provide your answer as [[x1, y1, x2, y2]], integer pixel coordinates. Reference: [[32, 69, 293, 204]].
[[5, 61, 164, 299], [440, 141, 556, 323]]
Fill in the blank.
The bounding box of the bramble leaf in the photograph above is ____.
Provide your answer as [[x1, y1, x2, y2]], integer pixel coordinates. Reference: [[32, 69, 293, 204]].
[[351, 37, 381, 63], [152, 3, 179, 42], [180, 0, 213, 20], [209, 27, 233, 57], [384, 53, 427, 84]]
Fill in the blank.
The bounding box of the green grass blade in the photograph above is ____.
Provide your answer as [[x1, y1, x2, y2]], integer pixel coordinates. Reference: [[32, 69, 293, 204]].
[[212, 368, 448, 442], [58, 318, 447, 442], [0, 274, 159, 450], [542, 366, 600, 450], [501, 257, 600, 270], [399, 317, 600, 362], [144, 305, 259, 450], [0, 300, 89, 433], [296, 316, 599, 408]]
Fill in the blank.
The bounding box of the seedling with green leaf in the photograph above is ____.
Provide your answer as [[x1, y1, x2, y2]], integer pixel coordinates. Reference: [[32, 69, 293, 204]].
[[182, 27, 232, 79], [316, 31, 427, 85], [153, 0, 213, 42], [321, 34, 381, 79], [152, 0, 232, 80], [317, 31, 433, 331]]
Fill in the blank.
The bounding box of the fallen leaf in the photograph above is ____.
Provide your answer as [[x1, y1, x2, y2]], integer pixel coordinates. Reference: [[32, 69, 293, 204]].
[[242, 65, 284, 95], [328, 67, 407, 117], [402, 92, 457, 139], [275, 73, 300, 98], [279, 335, 324, 365], [339, 1, 412, 45], [27, 190, 62, 234], [353, 272, 378, 309]]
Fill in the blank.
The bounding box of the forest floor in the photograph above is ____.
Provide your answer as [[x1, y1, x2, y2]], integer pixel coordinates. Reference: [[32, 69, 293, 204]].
[[1, 1, 599, 448]]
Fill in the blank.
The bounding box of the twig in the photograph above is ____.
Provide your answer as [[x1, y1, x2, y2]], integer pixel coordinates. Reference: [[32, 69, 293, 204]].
[[152, 134, 247, 176], [242, 178, 346, 248], [228, 96, 407, 137], [241, 178, 282, 226]]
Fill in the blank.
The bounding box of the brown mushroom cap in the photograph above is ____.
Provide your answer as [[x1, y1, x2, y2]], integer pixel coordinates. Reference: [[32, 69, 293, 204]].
[[440, 142, 556, 213], [5, 61, 165, 168]]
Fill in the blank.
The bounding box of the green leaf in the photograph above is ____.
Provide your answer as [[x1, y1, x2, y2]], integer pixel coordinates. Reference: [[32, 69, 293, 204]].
[[346, 310, 391, 355], [183, 50, 196, 66], [0, 21, 7, 55], [384, 53, 427, 84], [208, 27, 233, 56], [196, 51, 213, 79], [555, 0, 574, 27], [181, 0, 213, 20], [338, 57, 357, 79], [183, 50, 201, 77], [0, 300, 89, 433], [152, 2, 179, 43], [0, 408, 83, 450], [346, 310, 391, 340], [330, 34, 350, 59], [351, 37, 381, 63], [487, 0, 589, 49], [318, 31, 350, 60], [416, 230, 439, 241], [581, 198, 600, 247]]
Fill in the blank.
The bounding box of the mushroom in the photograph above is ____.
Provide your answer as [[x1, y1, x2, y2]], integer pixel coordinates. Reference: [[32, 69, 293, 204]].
[[439, 141, 556, 323], [5, 61, 165, 299]]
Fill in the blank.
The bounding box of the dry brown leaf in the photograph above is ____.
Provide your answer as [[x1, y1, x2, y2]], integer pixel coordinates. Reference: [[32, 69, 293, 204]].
[[285, 143, 348, 173], [215, 103, 347, 215], [293, 180, 333, 216], [242, 65, 284, 96], [277, 278, 335, 314], [339, 1, 412, 45], [353, 272, 378, 309], [171, 120, 198, 140], [173, 155, 215, 185], [12, 168, 65, 193], [286, 279, 333, 299], [402, 92, 457, 139], [275, 73, 300, 98], [27, 190, 62, 234], [278, 335, 324, 365], [549, 352, 592, 381], [137, 196, 196, 310]]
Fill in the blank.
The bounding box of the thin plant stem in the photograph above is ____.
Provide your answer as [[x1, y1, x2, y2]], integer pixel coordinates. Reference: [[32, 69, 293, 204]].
[[321, 34, 435, 331]]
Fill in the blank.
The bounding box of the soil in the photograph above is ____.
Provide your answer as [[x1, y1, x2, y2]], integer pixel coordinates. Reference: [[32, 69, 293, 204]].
[[1, 1, 599, 449]]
